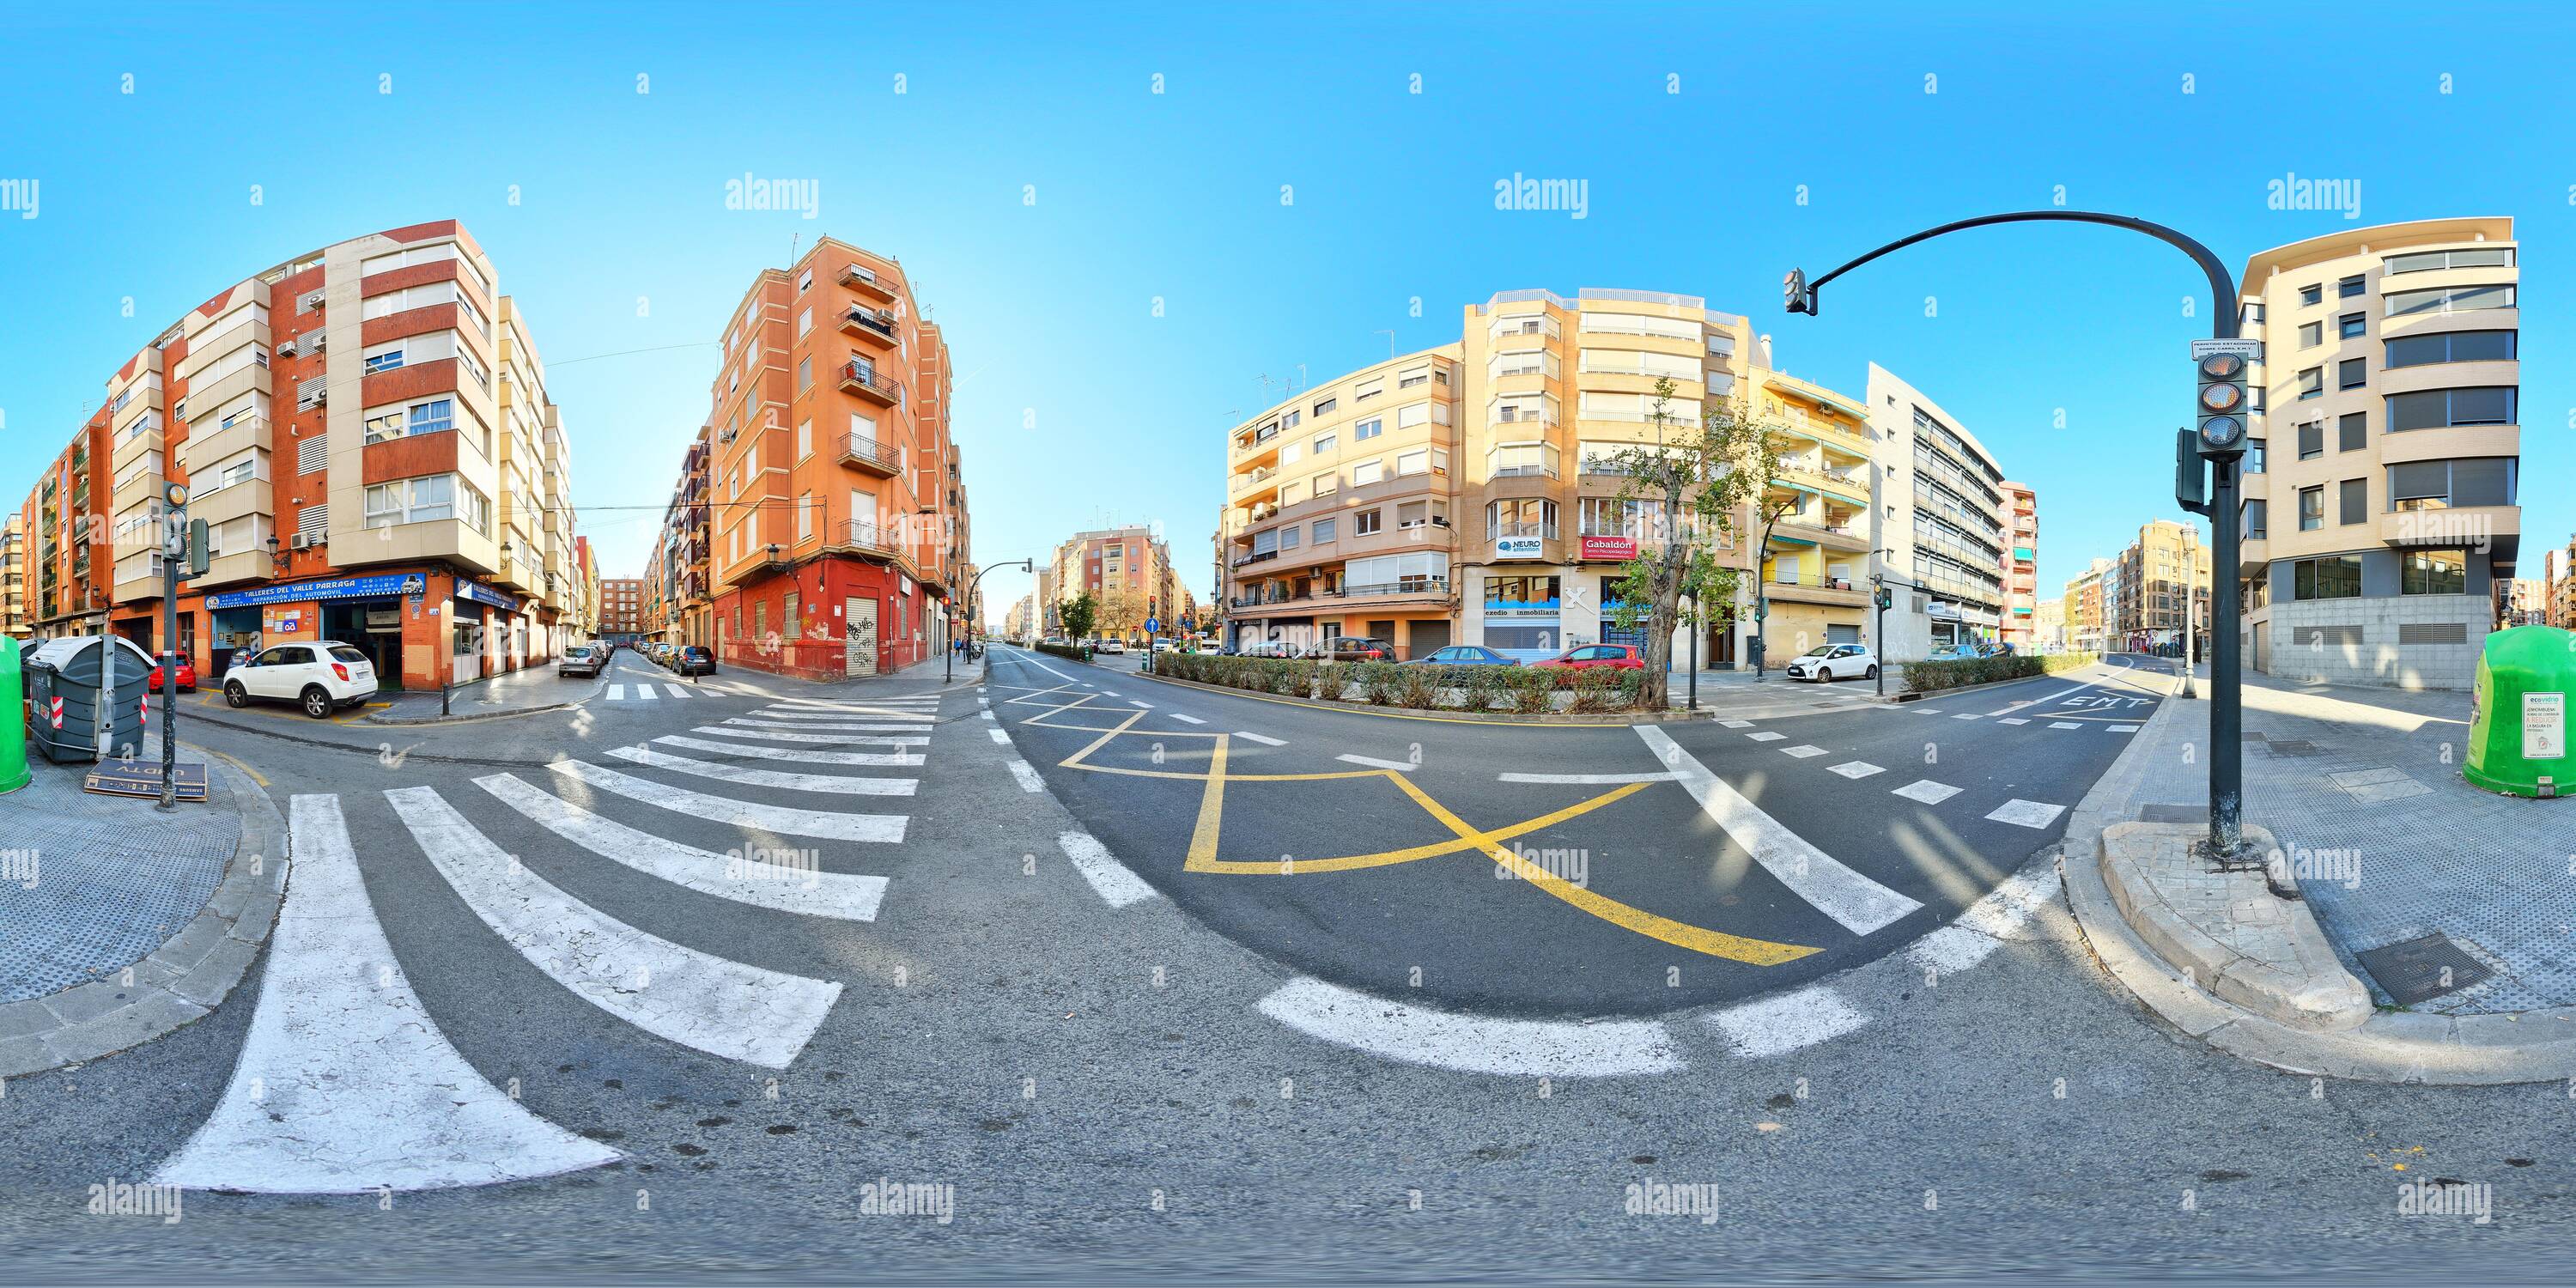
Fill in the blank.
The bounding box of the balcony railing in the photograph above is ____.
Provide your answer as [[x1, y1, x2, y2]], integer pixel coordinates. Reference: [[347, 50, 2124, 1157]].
[[1344, 578, 1448, 598], [840, 307, 899, 345], [837, 361, 903, 406], [836, 433, 903, 477], [838, 263, 896, 300], [1229, 550, 1279, 568], [835, 519, 896, 555]]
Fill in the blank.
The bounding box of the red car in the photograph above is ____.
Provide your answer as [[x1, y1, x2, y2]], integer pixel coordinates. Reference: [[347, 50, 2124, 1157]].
[[148, 659, 198, 693], [1535, 643, 1643, 670]]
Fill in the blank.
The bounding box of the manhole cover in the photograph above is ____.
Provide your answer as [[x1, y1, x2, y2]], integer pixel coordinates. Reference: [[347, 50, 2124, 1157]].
[[2354, 933, 2492, 1005], [2267, 739, 2320, 756]]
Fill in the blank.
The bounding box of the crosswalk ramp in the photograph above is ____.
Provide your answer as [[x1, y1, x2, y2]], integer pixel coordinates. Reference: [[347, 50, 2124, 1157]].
[[151, 693, 949, 1194]]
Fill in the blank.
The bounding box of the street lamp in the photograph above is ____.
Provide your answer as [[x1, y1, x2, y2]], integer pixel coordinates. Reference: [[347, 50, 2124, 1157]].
[[1785, 210, 2252, 860], [952, 559, 1033, 683]]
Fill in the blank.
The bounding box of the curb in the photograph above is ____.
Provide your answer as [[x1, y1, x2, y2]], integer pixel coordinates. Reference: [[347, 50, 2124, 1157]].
[[1120, 667, 1710, 726], [364, 696, 584, 726], [2057, 690, 2576, 1084], [0, 747, 287, 1079]]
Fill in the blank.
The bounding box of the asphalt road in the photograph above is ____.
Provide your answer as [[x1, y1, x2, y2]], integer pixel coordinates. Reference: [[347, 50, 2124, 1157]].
[[2, 647, 2565, 1284]]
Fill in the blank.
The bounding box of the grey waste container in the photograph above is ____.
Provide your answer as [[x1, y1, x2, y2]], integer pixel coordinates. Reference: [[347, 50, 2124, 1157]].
[[23, 635, 155, 764]]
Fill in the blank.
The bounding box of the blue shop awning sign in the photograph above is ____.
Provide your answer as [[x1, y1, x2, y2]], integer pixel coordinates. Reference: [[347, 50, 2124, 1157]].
[[206, 574, 426, 611], [454, 580, 519, 611]]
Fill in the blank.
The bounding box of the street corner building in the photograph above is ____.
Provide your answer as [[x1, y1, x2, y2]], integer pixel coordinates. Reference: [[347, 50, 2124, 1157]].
[[1042, 526, 1190, 646], [14, 220, 589, 689], [2233, 216, 2521, 690], [646, 238, 973, 680]]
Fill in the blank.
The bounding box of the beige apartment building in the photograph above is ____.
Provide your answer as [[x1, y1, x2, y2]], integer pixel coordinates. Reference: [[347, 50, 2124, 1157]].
[[1, 514, 26, 637], [2114, 519, 2210, 652], [1865, 364, 2013, 659], [2065, 558, 2112, 654], [2235, 217, 2519, 690], [1218, 288, 1881, 664], [1046, 526, 1186, 644]]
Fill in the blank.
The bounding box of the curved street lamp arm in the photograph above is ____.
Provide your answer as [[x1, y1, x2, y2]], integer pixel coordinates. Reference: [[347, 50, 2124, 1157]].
[[1801, 210, 2240, 340]]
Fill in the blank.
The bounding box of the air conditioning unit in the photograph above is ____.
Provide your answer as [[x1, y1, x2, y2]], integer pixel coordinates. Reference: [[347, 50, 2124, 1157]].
[[309, 331, 328, 353], [291, 532, 313, 550], [299, 290, 325, 313], [276, 337, 298, 357]]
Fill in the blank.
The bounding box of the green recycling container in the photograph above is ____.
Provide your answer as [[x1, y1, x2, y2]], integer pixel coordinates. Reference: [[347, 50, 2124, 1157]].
[[1, 635, 28, 793], [2464, 625, 2571, 799]]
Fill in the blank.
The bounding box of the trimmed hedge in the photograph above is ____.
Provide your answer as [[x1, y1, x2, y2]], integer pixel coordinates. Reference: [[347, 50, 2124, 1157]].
[[1901, 651, 2098, 695], [1035, 642, 1091, 663], [1151, 653, 1649, 714]]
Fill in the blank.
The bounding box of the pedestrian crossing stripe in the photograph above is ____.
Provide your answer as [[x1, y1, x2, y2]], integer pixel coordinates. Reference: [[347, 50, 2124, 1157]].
[[651, 732, 923, 767], [732, 716, 933, 731], [385, 786, 842, 1070], [546, 759, 908, 843], [610, 744, 919, 795], [696, 723, 929, 748], [474, 774, 887, 921]]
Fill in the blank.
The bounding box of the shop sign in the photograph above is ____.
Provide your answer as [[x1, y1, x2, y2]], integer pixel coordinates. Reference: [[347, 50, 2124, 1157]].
[[207, 573, 423, 610], [1494, 537, 1545, 560], [1579, 536, 1637, 561], [454, 580, 518, 611]]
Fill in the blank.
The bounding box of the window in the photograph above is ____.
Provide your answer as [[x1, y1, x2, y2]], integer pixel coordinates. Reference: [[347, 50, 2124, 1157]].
[[365, 346, 406, 374], [1395, 449, 1431, 477], [796, 492, 814, 540], [797, 267, 812, 293], [1312, 433, 1334, 455], [796, 307, 812, 337], [1354, 509, 1382, 537], [1279, 480, 1303, 506], [1282, 410, 1301, 429], [2339, 478, 2368, 525], [1397, 501, 1428, 529], [1311, 471, 1338, 496], [1353, 418, 1382, 440], [1399, 367, 1429, 389], [2384, 247, 2514, 275], [2246, 440, 2266, 473], [797, 356, 811, 392], [2385, 283, 2515, 316], [363, 398, 456, 444], [2298, 486, 2324, 531], [457, 346, 487, 392], [1485, 498, 1558, 539], [1352, 459, 1383, 486], [2296, 367, 2324, 399], [2242, 499, 2267, 539], [362, 474, 456, 528], [2339, 313, 2366, 340], [2401, 550, 2467, 596], [1312, 397, 1336, 416], [1396, 402, 1432, 429], [1486, 442, 1559, 478], [2389, 458, 2515, 510], [2297, 422, 2324, 459], [1356, 378, 1384, 401], [1279, 525, 1300, 550], [782, 590, 801, 639], [2299, 283, 2323, 306], [2338, 358, 2366, 389], [2298, 321, 2323, 349], [2292, 556, 2363, 601], [2384, 330, 2515, 368], [2338, 412, 2366, 452], [2337, 275, 2366, 299], [1312, 518, 1336, 544], [2385, 386, 2515, 430], [796, 418, 813, 460]]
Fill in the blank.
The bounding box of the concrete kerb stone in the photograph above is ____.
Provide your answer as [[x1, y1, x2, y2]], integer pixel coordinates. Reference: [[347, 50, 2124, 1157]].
[[2060, 688, 2576, 1084], [0, 747, 285, 1080]]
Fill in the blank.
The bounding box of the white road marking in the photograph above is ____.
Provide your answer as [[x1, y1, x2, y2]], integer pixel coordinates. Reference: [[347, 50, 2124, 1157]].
[[1908, 866, 2061, 975], [1006, 759, 1045, 793], [1745, 731, 1786, 743], [610, 744, 916, 795], [979, 709, 995, 721], [1059, 830, 1159, 907], [1705, 984, 1869, 1059], [546, 760, 905, 843], [635, 685, 659, 701], [651, 733, 920, 767], [697, 724, 928, 747], [1170, 713, 1207, 725], [2109, 724, 2140, 733], [1233, 731, 1286, 746], [1911, 708, 1941, 715], [1499, 770, 1680, 784], [1985, 799, 2068, 829], [1951, 713, 1981, 720], [1258, 977, 1682, 1077], [1781, 744, 1826, 758], [1635, 726, 1923, 937], [607, 684, 624, 701], [1336, 753, 1418, 772], [1891, 779, 1961, 805], [1998, 718, 2031, 726], [729, 718, 933, 732], [2049, 721, 2082, 730], [152, 796, 618, 1194], [988, 727, 1010, 744], [477, 775, 886, 920], [1719, 720, 1754, 729], [386, 787, 841, 1070], [1129, 700, 1154, 709], [1826, 761, 1883, 780], [664, 684, 692, 699], [1100, 690, 1121, 698]]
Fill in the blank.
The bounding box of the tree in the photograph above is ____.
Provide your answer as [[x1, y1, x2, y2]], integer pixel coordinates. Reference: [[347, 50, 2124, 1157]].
[[1602, 378, 1789, 707], [1056, 592, 1100, 644]]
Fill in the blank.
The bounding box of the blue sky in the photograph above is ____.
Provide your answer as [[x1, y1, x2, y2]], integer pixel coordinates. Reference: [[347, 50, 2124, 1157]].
[[3, 2, 2567, 623]]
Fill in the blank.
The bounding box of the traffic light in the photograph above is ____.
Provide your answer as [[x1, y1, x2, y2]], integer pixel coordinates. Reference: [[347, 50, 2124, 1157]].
[[2193, 347, 2251, 460], [2173, 428, 2208, 516], [1783, 268, 1814, 315], [1874, 586, 1893, 611], [186, 519, 210, 577]]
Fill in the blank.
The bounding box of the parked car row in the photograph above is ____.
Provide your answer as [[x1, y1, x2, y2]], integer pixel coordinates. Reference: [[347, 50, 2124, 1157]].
[[638, 641, 716, 676], [1218, 641, 1649, 671]]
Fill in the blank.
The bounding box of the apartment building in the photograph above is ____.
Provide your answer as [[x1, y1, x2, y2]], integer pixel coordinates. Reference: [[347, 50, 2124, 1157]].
[[2113, 519, 2210, 652], [647, 428, 713, 650], [689, 238, 969, 679], [2235, 217, 2519, 690], [3, 514, 30, 638], [1866, 364, 2012, 659], [2065, 558, 2112, 654], [598, 576, 647, 641], [11, 221, 575, 689], [572, 535, 600, 643], [1047, 526, 1185, 644], [2552, 544, 2573, 629], [2033, 597, 2066, 652], [1004, 592, 1036, 641], [1998, 482, 2038, 649]]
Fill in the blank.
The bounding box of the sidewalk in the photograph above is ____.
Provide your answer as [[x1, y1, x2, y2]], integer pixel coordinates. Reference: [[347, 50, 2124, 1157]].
[[365, 658, 605, 725], [0, 748, 283, 1077]]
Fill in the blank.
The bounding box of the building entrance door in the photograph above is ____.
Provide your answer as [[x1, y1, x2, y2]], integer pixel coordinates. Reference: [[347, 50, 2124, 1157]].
[[844, 597, 877, 677]]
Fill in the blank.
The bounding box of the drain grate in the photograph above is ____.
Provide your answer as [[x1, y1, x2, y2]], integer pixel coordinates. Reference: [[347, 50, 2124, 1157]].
[[2266, 738, 2321, 756], [2243, 732, 2269, 743], [2354, 933, 2493, 1005]]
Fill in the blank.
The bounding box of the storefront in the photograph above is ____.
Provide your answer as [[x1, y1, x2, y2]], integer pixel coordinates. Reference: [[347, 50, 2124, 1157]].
[[201, 571, 431, 690], [453, 579, 522, 684]]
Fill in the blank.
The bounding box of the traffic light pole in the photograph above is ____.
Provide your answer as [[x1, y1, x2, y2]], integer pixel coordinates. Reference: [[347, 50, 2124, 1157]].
[[159, 505, 182, 810], [1786, 210, 2251, 859]]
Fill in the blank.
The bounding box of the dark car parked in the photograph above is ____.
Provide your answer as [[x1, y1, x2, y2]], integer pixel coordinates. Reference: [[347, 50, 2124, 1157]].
[[1307, 635, 1394, 662], [675, 645, 717, 677]]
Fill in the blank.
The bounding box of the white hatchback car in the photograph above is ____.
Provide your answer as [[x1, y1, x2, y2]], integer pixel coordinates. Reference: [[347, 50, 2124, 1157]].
[[1784, 642, 1877, 683], [224, 641, 381, 718]]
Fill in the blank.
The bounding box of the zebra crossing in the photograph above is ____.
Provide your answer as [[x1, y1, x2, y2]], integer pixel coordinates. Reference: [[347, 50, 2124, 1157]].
[[152, 690, 948, 1194]]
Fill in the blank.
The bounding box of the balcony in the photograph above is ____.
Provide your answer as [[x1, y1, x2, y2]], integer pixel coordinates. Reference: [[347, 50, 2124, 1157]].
[[112, 469, 163, 514], [836, 432, 904, 477], [195, 549, 275, 590], [829, 519, 899, 558], [2379, 504, 2517, 550], [838, 263, 897, 302], [1763, 571, 1870, 608], [837, 361, 903, 407], [1771, 516, 1870, 553], [1229, 548, 1280, 569], [839, 306, 899, 348], [1230, 465, 1280, 501]]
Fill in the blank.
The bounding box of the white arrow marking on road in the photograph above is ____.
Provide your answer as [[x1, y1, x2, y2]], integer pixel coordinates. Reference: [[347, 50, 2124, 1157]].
[[1336, 753, 1417, 772], [477, 775, 886, 921], [610, 744, 917, 795], [1499, 770, 1680, 784], [1635, 726, 1923, 937], [1232, 731, 1286, 746], [697, 724, 928, 747], [546, 760, 905, 842], [386, 787, 842, 1069], [1257, 977, 1682, 1077], [651, 733, 921, 767], [1705, 983, 1868, 1059], [152, 795, 619, 1194], [1059, 829, 1159, 907]]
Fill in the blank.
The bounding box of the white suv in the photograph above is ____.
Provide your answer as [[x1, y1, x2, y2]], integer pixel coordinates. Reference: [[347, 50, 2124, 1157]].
[[1784, 642, 1877, 683], [224, 641, 381, 718]]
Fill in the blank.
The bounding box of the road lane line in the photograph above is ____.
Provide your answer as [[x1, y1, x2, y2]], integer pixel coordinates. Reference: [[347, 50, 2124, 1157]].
[[1005, 759, 1045, 793], [1256, 976, 1682, 1077], [1129, 700, 1154, 709], [1170, 713, 1206, 725], [731, 717, 934, 732], [1744, 731, 1786, 742], [1705, 983, 1869, 1059], [1634, 726, 1923, 937], [546, 760, 905, 843], [152, 795, 620, 1194], [651, 733, 920, 767], [1233, 730, 1285, 746], [665, 685, 692, 699], [610, 744, 917, 795], [1719, 720, 1754, 729], [697, 724, 929, 747], [2109, 724, 2140, 733], [2048, 721, 2082, 730], [1907, 865, 2059, 975], [1059, 829, 1159, 907], [1335, 753, 1417, 772], [386, 787, 842, 1069], [1781, 745, 1826, 758], [1997, 718, 2031, 726], [980, 709, 996, 721], [1950, 713, 1980, 720], [1499, 771, 1680, 784], [477, 775, 886, 920], [988, 727, 1010, 744]]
